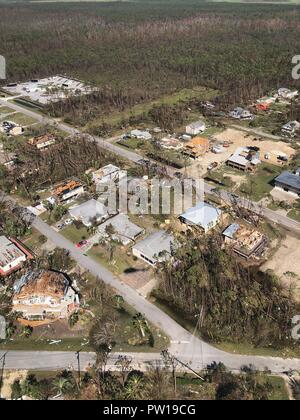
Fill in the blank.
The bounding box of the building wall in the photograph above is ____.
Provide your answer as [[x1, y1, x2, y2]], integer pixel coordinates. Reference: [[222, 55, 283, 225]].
[[61, 186, 84, 201], [132, 248, 156, 266]]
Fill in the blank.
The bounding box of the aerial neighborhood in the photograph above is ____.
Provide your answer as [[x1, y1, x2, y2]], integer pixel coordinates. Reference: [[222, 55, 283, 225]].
[[0, 0, 300, 401]]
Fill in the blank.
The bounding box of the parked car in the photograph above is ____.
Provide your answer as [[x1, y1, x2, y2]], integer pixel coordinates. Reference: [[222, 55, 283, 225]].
[[207, 162, 218, 171], [174, 172, 183, 179], [76, 240, 88, 248], [64, 219, 73, 225]]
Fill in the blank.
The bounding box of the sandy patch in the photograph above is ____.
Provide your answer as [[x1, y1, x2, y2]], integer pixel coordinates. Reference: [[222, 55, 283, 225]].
[[262, 235, 300, 301], [213, 128, 295, 166], [119, 263, 153, 290], [1, 370, 27, 400], [270, 188, 298, 204], [184, 128, 295, 178]]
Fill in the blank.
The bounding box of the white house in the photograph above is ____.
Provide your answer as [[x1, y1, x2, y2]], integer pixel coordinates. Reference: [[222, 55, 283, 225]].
[[97, 213, 144, 246], [69, 199, 112, 227], [180, 201, 222, 233], [132, 230, 176, 266], [186, 120, 206, 136], [281, 120, 300, 137], [229, 107, 253, 120], [92, 164, 126, 186], [12, 270, 79, 321], [0, 236, 27, 276], [130, 130, 152, 141], [277, 88, 298, 100]]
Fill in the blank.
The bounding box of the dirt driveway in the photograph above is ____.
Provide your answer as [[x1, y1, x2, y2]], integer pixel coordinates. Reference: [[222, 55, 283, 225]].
[[213, 128, 295, 166], [184, 128, 296, 178]]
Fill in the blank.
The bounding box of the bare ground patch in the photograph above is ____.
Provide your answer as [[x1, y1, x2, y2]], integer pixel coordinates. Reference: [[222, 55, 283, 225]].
[[262, 234, 300, 301]]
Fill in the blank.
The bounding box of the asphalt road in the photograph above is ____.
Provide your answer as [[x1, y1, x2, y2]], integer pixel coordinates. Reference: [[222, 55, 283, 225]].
[[1, 98, 300, 373], [1, 97, 300, 234], [2, 216, 295, 374]]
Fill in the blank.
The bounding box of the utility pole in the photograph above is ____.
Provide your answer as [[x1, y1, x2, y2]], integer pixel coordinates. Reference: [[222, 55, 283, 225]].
[[161, 350, 204, 383], [0, 352, 8, 399], [75, 350, 81, 389]]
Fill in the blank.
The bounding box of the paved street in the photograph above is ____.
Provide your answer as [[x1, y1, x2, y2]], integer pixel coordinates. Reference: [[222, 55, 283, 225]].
[[1, 97, 300, 234], [1, 98, 300, 374]]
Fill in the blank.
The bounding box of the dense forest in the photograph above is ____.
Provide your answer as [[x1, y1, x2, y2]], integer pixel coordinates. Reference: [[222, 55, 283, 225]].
[[156, 234, 300, 349], [1, 1, 300, 123]]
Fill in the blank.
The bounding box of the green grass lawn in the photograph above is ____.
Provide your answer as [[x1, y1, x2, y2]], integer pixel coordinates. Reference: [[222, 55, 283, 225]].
[[287, 209, 300, 222], [61, 224, 90, 244], [238, 163, 282, 202], [88, 243, 138, 275], [0, 106, 14, 115], [0, 302, 168, 354], [22, 228, 46, 253], [266, 376, 289, 401], [5, 112, 37, 126]]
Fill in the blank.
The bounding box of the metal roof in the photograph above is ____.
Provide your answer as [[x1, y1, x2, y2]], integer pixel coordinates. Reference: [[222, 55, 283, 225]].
[[69, 199, 109, 226], [187, 120, 206, 129], [133, 230, 175, 262], [180, 201, 222, 228], [275, 171, 300, 191], [98, 214, 144, 245], [223, 223, 240, 239]]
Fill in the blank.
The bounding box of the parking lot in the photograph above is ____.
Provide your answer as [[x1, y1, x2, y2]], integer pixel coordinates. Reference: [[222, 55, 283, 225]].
[[3, 75, 94, 105]]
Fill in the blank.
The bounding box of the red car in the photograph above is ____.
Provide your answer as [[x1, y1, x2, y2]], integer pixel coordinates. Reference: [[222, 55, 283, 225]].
[[76, 240, 88, 248]]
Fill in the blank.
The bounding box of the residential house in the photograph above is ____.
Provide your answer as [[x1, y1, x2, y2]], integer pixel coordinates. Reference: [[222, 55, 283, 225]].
[[97, 213, 144, 246], [0, 236, 33, 277], [223, 223, 268, 259], [179, 201, 222, 233], [0, 144, 16, 168], [53, 178, 84, 204], [256, 96, 276, 108], [274, 170, 300, 196], [281, 121, 300, 137], [91, 164, 126, 186], [226, 147, 261, 172], [69, 199, 113, 227], [185, 120, 206, 136], [159, 137, 183, 151], [277, 88, 298, 100], [182, 137, 210, 159], [132, 230, 176, 266], [28, 134, 56, 150], [0, 121, 24, 136], [130, 129, 152, 141], [229, 107, 253, 120], [12, 270, 79, 322]]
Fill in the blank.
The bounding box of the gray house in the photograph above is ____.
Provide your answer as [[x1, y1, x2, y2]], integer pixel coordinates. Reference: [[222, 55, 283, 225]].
[[97, 214, 144, 246], [132, 230, 176, 266], [274, 171, 300, 196]]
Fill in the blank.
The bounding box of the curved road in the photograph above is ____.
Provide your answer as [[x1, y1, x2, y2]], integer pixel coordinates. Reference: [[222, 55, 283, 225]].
[[1, 215, 297, 374], [1, 98, 300, 373]]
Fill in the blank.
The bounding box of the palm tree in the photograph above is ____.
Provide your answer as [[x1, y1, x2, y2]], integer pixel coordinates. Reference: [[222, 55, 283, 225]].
[[52, 377, 72, 396], [123, 374, 146, 400], [132, 313, 148, 338]]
